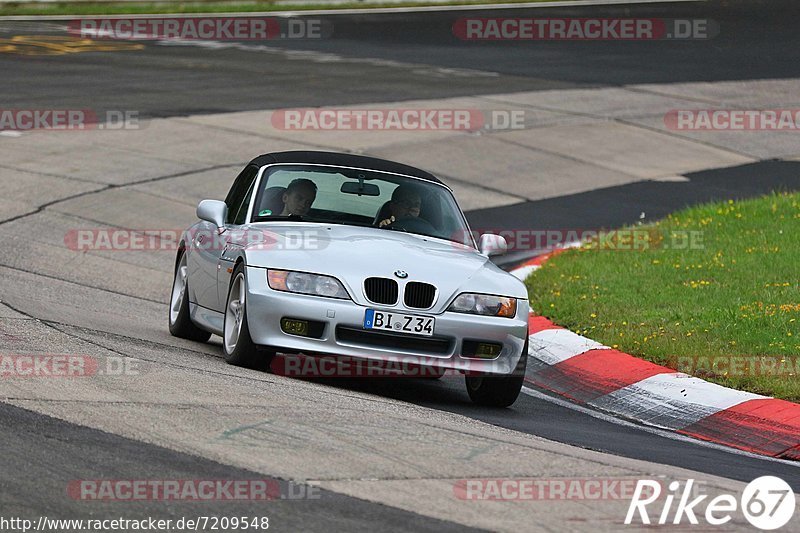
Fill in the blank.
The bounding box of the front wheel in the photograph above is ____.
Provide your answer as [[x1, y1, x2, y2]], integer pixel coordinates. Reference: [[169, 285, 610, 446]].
[[223, 264, 272, 370], [465, 336, 527, 407], [168, 250, 211, 342]]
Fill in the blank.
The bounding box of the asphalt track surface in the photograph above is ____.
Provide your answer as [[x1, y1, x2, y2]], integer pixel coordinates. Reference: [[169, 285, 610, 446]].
[[3, 0, 800, 236], [2, 0, 800, 529], [2, 0, 799, 116], [0, 402, 476, 532]]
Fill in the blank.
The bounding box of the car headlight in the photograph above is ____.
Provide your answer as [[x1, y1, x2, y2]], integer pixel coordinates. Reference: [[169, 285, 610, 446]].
[[448, 293, 517, 318], [267, 269, 349, 299]]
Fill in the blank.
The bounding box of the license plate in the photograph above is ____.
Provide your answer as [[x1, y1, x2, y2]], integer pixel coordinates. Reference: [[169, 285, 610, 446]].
[[363, 309, 434, 337]]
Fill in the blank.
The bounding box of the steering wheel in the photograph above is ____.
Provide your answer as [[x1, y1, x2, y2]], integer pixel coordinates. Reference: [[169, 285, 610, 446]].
[[388, 216, 437, 235]]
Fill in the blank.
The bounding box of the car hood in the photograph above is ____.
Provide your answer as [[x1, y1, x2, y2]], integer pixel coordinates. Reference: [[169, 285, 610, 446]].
[[238, 223, 528, 311]]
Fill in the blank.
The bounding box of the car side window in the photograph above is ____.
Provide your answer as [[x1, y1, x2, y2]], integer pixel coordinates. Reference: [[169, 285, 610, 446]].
[[225, 165, 259, 224], [233, 179, 257, 225]]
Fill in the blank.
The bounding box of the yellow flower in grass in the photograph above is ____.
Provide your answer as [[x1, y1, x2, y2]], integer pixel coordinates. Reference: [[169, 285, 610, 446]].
[[684, 280, 712, 289]]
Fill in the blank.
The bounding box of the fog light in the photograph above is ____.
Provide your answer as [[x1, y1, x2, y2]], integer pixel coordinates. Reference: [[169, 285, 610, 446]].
[[281, 318, 309, 336], [475, 343, 501, 358]]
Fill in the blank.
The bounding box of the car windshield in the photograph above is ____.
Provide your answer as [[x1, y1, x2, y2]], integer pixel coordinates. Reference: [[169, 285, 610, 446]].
[[251, 164, 474, 246]]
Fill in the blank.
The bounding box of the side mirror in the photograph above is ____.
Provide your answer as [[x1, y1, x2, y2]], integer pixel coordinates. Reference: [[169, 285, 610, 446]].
[[197, 199, 227, 228], [479, 233, 508, 257]]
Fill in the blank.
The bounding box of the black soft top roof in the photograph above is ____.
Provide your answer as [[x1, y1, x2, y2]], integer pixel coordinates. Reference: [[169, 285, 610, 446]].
[[248, 151, 444, 185]]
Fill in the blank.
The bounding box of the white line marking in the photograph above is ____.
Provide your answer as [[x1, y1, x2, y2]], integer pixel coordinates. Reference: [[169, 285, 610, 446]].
[[275, 0, 705, 15], [520, 386, 800, 468], [156, 39, 499, 78], [0, 0, 707, 21]]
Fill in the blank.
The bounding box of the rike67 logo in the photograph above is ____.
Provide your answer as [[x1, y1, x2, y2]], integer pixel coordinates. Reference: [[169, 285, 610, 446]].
[[626, 476, 796, 530]]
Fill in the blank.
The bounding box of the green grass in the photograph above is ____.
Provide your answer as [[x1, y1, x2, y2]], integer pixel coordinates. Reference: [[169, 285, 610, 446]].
[[526, 191, 800, 402], [0, 0, 561, 16]]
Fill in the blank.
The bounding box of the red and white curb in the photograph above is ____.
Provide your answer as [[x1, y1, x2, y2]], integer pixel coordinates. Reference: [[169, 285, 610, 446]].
[[512, 253, 800, 461]]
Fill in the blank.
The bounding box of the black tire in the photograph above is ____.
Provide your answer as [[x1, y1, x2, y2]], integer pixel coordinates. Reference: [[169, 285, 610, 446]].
[[169, 250, 212, 343], [223, 263, 272, 370], [465, 335, 528, 407]]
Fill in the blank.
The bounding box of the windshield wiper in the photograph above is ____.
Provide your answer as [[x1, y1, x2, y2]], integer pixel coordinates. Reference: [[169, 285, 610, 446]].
[[382, 224, 408, 233], [252, 214, 307, 222]]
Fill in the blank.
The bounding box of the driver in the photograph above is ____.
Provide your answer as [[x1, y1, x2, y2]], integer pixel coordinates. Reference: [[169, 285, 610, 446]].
[[280, 178, 317, 216], [378, 185, 422, 227]]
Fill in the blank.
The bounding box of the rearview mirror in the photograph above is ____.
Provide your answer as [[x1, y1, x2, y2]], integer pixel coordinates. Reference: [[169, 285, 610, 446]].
[[197, 199, 227, 228], [479, 233, 508, 257], [341, 181, 380, 196]]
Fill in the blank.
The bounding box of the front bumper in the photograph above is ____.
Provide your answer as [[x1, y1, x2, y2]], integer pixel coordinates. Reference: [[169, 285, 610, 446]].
[[245, 266, 528, 375]]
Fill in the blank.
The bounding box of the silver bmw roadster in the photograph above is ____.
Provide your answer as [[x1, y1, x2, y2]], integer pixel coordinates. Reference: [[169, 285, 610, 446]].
[[169, 151, 529, 406]]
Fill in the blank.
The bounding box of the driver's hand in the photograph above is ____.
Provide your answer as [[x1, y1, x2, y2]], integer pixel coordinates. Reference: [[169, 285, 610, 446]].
[[378, 216, 395, 227]]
